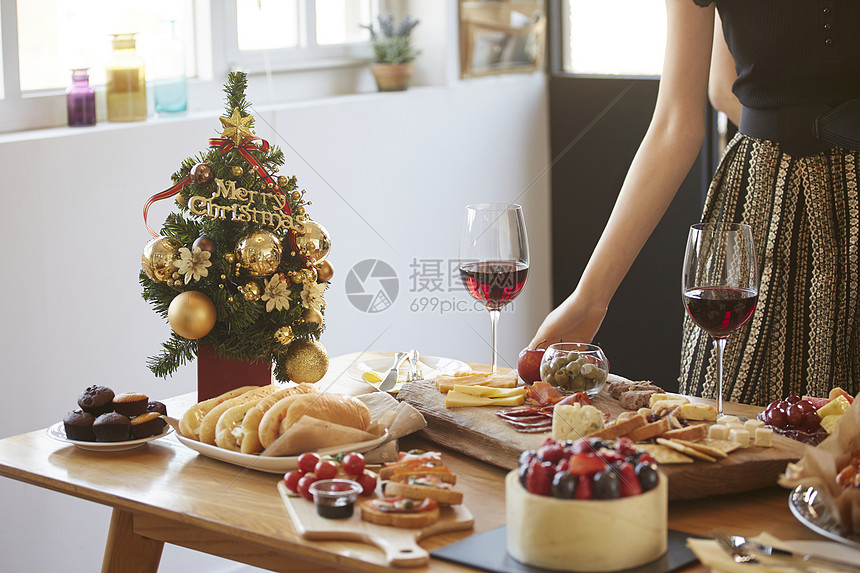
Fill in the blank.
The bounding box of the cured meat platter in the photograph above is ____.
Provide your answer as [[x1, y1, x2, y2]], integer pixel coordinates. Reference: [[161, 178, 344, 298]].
[[396, 378, 808, 500]]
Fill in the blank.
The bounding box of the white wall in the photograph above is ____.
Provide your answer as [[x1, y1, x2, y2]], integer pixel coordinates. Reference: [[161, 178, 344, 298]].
[[0, 75, 550, 571]]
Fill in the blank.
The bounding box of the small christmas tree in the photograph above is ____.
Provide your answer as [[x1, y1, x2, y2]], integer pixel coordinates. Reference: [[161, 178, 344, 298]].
[[140, 72, 332, 384]]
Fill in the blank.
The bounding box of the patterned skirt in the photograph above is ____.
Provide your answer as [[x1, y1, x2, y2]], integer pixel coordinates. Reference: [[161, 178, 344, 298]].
[[679, 133, 860, 406]]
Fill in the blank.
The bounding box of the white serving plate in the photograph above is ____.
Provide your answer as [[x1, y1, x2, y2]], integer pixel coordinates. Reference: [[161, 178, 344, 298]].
[[347, 351, 470, 392], [174, 429, 390, 474], [47, 421, 173, 452]]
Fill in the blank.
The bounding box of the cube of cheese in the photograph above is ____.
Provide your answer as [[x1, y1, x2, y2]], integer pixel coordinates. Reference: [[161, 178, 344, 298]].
[[743, 419, 764, 432], [753, 427, 772, 447], [678, 403, 717, 421], [552, 403, 605, 442], [717, 415, 741, 427], [708, 423, 730, 440], [729, 428, 750, 447]]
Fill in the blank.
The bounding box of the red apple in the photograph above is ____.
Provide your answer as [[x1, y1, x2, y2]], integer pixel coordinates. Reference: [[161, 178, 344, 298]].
[[517, 347, 545, 384]]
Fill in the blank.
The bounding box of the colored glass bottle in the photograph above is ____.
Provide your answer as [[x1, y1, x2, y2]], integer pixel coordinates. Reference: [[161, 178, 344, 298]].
[[66, 68, 96, 127], [106, 33, 147, 122], [153, 20, 187, 114]]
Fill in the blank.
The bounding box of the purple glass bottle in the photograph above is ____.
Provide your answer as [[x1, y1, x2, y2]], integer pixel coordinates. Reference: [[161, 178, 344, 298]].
[[66, 68, 96, 127]]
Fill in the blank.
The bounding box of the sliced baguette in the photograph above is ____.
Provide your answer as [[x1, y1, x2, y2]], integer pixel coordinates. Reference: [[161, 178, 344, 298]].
[[661, 423, 708, 442], [360, 500, 440, 528], [179, 385, 260, 441], [383, 481, 463, 505], [587, 413, 647, 440], [626, 418, 672, 442]]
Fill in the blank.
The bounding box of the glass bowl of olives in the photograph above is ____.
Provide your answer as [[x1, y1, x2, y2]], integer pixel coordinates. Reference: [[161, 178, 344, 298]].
[[539, 343, 609, 397]]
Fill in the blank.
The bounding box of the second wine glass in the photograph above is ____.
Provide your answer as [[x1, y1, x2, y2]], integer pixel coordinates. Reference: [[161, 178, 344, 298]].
[[459, 204, 530, 373], [682, 222, 759, 415]]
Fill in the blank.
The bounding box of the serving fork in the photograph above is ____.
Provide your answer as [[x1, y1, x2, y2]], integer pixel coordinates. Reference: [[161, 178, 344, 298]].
[[712, 530, 856, 572]]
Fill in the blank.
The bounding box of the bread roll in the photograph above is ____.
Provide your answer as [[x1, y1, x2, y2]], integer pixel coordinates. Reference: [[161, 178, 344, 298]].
[[214, 400, 261, 451], [199, 385, 280, 445], [179, 385, 259, 441], [262, 416, 377, 456], [258, 392, 371, 449], [240, 384, 317, 454]]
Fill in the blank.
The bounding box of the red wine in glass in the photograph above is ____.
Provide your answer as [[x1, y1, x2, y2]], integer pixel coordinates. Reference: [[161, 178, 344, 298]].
[[683, 286, 758, 338], [459, 261, 529, 311]]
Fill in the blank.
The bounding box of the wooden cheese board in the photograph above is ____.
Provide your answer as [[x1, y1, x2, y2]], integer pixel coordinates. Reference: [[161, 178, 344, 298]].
[[278, 482, 474, 567], [396, 377, 808, 500]]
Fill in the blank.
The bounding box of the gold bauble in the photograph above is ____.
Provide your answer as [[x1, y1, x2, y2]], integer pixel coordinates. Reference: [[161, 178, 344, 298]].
[[274, 325, 295, 346], [295, 220, 331, 264], [288, 270, 303, 284], [301, 307, 323, 326], [141, 236, 183, 283], [300, 267, 318, 284], [284, 339, 329, 384], [175, 194, 188, 207], [231, 165, 244, 177], [224, 253, 235, 264], [167, 291, 217, 340], [235, 230, 282, 277], [317, 260, 334, 282], [277, 175, 289, 188], [243, 281, 261, 301]]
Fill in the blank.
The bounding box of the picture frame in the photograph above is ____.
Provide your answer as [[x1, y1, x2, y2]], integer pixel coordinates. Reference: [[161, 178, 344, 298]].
[[459, 1, 546, 78]]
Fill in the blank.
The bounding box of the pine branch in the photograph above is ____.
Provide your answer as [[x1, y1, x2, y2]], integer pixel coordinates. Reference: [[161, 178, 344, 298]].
[[147, 336, 197, 378], [225, 72, 250, 118]]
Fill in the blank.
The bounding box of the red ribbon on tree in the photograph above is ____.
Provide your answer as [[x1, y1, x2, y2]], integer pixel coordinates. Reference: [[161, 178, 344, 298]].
[[143, 175, 191, 237]]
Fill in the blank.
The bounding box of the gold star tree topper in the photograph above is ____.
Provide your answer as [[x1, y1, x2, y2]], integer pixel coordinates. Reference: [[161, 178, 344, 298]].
[[219, 107, 254, 145]]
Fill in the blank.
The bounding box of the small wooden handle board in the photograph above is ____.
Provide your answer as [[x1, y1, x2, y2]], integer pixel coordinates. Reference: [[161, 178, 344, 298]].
[[397, 379, 807, 500], [278, 482, 474, 567]]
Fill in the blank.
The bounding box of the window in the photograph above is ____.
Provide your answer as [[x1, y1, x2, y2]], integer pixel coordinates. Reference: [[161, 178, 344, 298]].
[[0, 0, 388, 133], [561, 0, 665, 76]]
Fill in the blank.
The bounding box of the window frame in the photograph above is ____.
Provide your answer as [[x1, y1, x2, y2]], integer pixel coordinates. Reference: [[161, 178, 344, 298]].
[[0, 0, 396, 134]]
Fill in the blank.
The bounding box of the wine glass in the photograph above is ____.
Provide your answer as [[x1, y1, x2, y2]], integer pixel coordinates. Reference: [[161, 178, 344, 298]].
[[459, 204, 530, 373], [682, 223, 759, 415]]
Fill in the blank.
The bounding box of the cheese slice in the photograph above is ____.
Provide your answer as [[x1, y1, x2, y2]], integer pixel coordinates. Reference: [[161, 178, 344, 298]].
[[436, 371, 518, 393], [445, 390, 525, 408], [678, 403, 717, 421], [450, 385, 527, 399]]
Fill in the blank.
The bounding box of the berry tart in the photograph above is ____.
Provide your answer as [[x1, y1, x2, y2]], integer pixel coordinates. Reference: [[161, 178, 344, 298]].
[[506, 436, 667, 572]]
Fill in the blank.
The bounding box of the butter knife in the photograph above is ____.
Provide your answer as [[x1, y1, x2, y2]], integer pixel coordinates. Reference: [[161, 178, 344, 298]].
[[379, 352, 409, 392], [730, 535, 860, 571]]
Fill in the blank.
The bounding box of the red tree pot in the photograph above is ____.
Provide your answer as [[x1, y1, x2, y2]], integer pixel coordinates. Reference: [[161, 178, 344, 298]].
[[197, 343, 272, 401]]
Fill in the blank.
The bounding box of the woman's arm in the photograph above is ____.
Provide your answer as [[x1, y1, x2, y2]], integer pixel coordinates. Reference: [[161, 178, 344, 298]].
[[708, 11, 741, 125], [530, 0, 715, 347]]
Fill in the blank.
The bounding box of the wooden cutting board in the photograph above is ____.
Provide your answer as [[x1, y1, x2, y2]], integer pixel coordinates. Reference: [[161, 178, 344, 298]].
[[278, 482, 474, 567], [396, 378, 808, 500]]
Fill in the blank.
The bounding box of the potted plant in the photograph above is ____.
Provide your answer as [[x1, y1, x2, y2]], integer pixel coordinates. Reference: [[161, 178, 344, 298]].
[[362, 13, 421, 92]]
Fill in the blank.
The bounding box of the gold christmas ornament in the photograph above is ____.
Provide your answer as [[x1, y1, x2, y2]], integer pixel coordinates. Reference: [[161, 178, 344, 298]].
[[243, 281, 261, 301], [300, 267, 318, 284], [190, 163, 213, 185], [167, 291, 217, 340], [288, 270, 303, 284], [301, 307, 323, 326], [295, 220, 331, 264], [277, 175, 289, 188], [274, 325, 295, 346], [141, 236, 183, 283], [278, 272, 290, 285], [231, 165, 244, 177], [284, 338, 329, 384], [175, 194, 188, 207], [291, 191, 301, 201], [235, 230, 282, 277], [317, 260, 334, 282], [224, 253, 235, 264]]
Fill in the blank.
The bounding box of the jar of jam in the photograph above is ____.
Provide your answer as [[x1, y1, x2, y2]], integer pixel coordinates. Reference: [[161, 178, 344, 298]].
[[309, 479, 362, 519]]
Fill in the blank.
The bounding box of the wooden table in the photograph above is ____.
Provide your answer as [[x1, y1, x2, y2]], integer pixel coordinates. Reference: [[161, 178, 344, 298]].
[[0, 354, 829, 573]]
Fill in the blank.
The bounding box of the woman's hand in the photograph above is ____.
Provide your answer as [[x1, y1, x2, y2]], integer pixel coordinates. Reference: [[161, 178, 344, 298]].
[[529, 293, 607, 348]]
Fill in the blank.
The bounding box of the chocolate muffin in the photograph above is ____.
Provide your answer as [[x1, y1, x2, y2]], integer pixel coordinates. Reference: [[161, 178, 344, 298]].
[[77, 385, 115, 416], [92, 412, 131, 442], [130, 412, 166, 439], [62, 410, 95, 442], [112, 392, 148, 417], [145, 400, 167, 416]]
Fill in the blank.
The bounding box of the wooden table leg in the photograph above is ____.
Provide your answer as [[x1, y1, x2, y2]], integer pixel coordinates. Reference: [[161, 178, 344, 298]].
[[101, 508, 164, 573]]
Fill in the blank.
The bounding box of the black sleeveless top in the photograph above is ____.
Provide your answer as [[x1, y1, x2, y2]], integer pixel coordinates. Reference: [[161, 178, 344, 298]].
[[693, 0, 860, 109]]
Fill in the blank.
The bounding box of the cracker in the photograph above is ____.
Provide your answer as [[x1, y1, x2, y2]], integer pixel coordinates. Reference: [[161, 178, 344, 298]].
[[670, 438, 728, 459], [661, 423, 708, 442], [587, 413, 647, 440], [656, 438, 717, 462], [635, 444, 693, 464], [626, 418, 671, 442], [699, 437, 742, 455]]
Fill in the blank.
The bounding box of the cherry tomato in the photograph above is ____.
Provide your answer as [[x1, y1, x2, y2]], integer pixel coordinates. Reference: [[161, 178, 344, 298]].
[[355, 470, 378, 496], [297, 452, 321, 474], [283, 470, 303, 493], [297, 473, 318, 501], [341, 452, 366, 477], [314, 460, 339, 480]]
